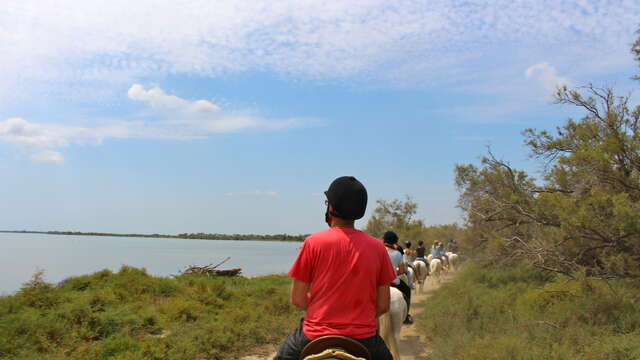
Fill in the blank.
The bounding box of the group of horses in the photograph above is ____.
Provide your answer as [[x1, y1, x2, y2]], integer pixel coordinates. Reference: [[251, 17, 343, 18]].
[[379, 251, 460, 360]]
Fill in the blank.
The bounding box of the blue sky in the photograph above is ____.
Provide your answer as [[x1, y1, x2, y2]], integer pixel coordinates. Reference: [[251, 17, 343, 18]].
[[1, 0, 639, 235]]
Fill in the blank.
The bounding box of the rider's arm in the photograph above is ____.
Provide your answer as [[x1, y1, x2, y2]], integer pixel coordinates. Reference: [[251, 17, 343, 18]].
[[375, 285, 390, 316], [397, 262, 406, 275], [290, 279, 310, 310]]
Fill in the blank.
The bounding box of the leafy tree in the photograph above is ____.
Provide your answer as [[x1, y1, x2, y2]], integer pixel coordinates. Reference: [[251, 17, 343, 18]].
[[365, 197, 424, 240], [364, 197, 464, 248], [455, 30, 640, 278], [455, 85, 640, 278]]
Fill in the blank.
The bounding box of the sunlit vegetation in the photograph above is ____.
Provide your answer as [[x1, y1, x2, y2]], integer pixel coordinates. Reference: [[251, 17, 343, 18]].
[[419, 265, 640, 360], [0, 267, 302, 360], [365, 196, 464, 246]]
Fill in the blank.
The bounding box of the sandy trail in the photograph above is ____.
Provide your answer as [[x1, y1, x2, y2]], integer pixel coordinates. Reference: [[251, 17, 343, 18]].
[[395, 274, 451, 360], [240, 273, 452, 360]]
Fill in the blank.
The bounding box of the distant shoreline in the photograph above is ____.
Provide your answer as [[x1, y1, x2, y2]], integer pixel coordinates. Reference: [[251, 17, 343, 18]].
[[0, 230, 306, 242]]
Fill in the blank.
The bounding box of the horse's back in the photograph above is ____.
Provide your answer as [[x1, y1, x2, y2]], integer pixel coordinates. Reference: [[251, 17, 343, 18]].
[[415, 261, 427, 279], [430, 258, 442, 275], [379, 287, 406, 360]]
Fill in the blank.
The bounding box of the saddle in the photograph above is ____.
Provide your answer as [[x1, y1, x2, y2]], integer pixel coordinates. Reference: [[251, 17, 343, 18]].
[[300, 335, 371, 360]]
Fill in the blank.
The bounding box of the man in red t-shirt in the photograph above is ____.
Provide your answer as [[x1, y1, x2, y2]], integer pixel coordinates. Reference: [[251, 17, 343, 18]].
[[274, 176, 397, 360]]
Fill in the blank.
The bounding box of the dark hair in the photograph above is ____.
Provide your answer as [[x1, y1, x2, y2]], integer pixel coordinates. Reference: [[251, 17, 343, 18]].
[[418, 240, 424, 246], [404, 241, 412, 248], [383, 231, 398, 244]]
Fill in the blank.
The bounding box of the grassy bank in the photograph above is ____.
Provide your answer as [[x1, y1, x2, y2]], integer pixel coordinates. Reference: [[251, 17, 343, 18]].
[[419, 265, 640, 360], [0, 267, 302, 360]]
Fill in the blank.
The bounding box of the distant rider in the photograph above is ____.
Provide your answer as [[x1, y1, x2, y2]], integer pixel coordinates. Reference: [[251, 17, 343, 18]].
[[415, 241, 428, 265], [437, 242, 449, 268], [447, 239, 458, 253], [384, 231, 413, 325], [403, 240, 417, 287], [414, 240, 428, 277], [430, 242, 441, 261], [274, 176, 396, 360], [403, 241, 416, 261]]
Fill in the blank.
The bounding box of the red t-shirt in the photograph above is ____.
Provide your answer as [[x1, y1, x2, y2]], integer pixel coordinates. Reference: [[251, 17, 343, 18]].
[[288, 227, 397, 339]]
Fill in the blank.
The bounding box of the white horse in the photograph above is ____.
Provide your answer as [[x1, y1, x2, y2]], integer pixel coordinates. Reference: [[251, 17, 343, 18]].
[[379, 287, 407, 360], [446, 252, 459, 271], [427, 253, 446, 271], [402, 254, 416, 289], [398, 267, 414, 291], [429, 258, 443, 284], [413, 260, 428, 293]]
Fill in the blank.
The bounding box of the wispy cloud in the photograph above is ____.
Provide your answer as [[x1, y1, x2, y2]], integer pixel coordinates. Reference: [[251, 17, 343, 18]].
[[0, 116, 165, 164], [0, 84, 308, 163], [1, 0, 637, 101], [0, 117, 130, 150], [128, 84, 307, 133], [30, 150, 64, 164]]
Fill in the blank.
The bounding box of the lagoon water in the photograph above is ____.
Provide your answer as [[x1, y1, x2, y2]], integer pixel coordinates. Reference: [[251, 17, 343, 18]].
[[0, 232, 301, 295]]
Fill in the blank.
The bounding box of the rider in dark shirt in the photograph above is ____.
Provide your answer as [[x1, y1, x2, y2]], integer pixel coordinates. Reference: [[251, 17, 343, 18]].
[[416, 242, 426, 259], [414, 241, 428, 277]]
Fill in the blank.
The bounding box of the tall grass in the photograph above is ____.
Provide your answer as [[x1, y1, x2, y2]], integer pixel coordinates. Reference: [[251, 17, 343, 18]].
[[419, 265, 640, 360], [0, 267, 302, 360]]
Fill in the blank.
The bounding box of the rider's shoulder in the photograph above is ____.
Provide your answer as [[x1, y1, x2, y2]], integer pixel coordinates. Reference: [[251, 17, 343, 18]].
[[304, 229, 330, 243], [304, 227, 346, 244]]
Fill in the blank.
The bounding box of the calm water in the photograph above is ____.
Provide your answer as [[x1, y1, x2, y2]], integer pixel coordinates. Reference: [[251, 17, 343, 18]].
[[0, 232, 301, 295]]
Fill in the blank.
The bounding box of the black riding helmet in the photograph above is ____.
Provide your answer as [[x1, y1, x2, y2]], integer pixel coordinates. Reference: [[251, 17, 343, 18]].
[[404, 241, 412, 248], [383, 231, 398, 244], [324, 176, 368, 220]]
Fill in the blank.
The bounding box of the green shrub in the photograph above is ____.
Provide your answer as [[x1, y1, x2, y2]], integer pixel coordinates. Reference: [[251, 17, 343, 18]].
[[17, 271, 62, 309], [419, 264, 640, 360], [98, 334, 140, 359], [0, 267, 301, 360], [584, 331, 640, 360]]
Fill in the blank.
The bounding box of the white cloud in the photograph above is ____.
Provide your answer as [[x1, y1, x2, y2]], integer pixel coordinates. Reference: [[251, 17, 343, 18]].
[[0, 116, 196, 163], [225, 191, 278, 197], [30, 150, 64, 164], [129, 84, 304, 133], [0, 117, 109, 149], [1, 0, 638, 100], [0, 116, 135, 164], [0, 84, 308, 163], [525, 63, 572, 94], [128, 84, 220, 113]]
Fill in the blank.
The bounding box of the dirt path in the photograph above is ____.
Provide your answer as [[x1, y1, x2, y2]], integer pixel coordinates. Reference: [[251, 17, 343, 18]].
[[240, 274, 452, 360], [396, 274, 451, 360]]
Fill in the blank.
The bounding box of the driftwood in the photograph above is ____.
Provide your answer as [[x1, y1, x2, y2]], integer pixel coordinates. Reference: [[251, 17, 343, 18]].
[[179, 257, 242, 277]]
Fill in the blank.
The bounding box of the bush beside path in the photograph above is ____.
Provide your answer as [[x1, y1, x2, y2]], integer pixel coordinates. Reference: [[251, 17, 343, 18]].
[[0, 266, 303, 360], [418, 265, 640, 360]]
